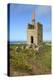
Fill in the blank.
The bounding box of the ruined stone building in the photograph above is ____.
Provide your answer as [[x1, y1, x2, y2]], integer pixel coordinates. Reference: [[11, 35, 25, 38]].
[[27, 11, 43, 46]]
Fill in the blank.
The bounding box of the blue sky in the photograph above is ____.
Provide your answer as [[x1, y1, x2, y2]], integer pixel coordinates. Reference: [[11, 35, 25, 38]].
[[9, 4, 51, 42]]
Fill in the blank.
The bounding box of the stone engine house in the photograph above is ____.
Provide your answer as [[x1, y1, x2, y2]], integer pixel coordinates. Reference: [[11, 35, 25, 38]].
[[27, 11, 43, 46]]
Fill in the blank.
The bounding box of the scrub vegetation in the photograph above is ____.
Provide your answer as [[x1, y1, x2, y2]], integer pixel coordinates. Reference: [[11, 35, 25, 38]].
[[9, 42, 51, 76]]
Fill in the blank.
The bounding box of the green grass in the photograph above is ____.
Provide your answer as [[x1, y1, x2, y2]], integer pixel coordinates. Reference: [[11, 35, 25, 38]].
[[9, 43, 51, 76]]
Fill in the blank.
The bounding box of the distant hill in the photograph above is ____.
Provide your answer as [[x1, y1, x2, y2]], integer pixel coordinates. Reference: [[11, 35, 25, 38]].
[[8, 41, 27, 44]]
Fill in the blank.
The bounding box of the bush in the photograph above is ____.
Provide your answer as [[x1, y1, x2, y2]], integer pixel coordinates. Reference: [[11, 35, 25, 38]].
[[15, 47, 22, 52]]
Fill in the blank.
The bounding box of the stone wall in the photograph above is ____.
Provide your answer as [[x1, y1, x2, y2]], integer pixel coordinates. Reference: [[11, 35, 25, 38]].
[[27, 23, 43, 46], [37, 22, 43, 45], [27, 25, 37, 45]]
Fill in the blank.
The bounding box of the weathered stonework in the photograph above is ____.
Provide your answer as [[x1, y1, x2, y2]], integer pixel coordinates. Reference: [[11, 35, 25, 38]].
[[27, 12, 43, 46]]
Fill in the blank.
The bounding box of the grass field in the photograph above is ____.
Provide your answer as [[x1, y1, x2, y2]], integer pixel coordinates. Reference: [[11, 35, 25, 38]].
[[9, 42, 51, 76]]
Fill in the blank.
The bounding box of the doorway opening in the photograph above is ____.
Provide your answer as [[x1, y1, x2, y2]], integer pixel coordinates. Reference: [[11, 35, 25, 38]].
[[31, 36, 33, 43]]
